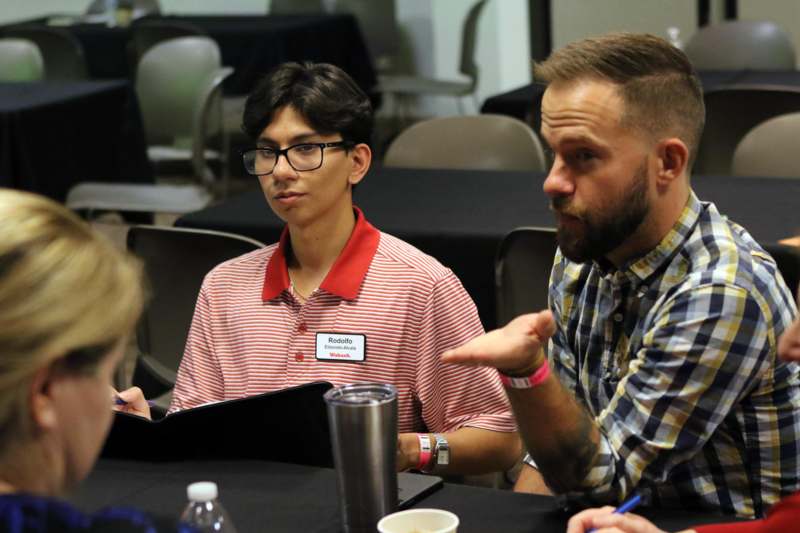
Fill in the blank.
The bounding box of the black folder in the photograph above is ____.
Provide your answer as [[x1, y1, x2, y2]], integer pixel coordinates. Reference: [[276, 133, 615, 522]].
[[102, 381, 334, 467]]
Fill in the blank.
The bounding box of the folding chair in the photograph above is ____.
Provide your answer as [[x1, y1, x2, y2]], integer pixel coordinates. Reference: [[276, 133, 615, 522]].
[[495, 227, 558, 327], [126, 225, 265, 411]]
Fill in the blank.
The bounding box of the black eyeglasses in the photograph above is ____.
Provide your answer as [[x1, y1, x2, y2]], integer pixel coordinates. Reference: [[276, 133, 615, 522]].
[[242, 141, 354, 176]]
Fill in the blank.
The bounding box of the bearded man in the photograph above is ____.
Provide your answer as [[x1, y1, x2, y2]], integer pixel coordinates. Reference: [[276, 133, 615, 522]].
[[442, 32, 800, 519]]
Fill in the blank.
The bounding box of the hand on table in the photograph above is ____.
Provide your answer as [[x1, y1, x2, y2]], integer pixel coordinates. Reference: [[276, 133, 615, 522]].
[[566, 506, 677, 533]]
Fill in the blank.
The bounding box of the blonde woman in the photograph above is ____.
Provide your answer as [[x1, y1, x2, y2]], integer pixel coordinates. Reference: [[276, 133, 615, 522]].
[[0, 190, 188, 532]]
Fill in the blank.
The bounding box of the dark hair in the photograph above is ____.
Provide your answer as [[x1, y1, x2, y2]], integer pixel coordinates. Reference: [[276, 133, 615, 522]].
[[534, 32, 705, 169], [242, 62, 373, 147]]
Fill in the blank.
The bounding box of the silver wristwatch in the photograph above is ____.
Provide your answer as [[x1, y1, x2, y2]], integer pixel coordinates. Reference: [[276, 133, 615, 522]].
[[423, 433, 449, 473]]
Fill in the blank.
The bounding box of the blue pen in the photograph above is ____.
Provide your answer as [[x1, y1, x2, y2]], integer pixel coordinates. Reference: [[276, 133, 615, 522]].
[[114, 395, 157, 408], [587, 493, 642, 533]]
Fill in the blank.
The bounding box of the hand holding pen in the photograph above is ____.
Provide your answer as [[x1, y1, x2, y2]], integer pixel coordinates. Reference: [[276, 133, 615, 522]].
[[567, 494, 669, 533], [111, 386, 154, 421]]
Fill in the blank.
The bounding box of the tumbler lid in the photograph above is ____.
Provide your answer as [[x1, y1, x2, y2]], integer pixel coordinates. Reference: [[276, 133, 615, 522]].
[[323, 382, 397, 406]]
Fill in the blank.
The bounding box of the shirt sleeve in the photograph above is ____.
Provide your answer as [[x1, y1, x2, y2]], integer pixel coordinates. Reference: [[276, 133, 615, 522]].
[[168, 279, 226, 414], [564, 283, 776, 504], [694, 491, 800, 532], [413, 271, 517, 433]]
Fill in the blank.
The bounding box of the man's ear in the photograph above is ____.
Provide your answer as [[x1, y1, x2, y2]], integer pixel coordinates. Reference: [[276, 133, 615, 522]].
[[348, 143, 372, 187], [655, 138, 689, 186], [29, 365, 58, 431]]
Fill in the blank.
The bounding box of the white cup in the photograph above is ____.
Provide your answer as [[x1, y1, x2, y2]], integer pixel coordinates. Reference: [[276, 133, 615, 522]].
[[377, 508, 459, 533]]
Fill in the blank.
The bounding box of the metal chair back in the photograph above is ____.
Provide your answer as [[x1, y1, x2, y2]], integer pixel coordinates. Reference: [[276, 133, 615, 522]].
[[384, 114, 547, 172], [732, 112, 800, 178], [685, 20, 796, 70], [2, 26, 87, 80], [127, 225, 265, 397], [129, 19, 206, 69], [695, 85, 800, 175], [0, 38, 44, 81], [495, 227, 557, 327]]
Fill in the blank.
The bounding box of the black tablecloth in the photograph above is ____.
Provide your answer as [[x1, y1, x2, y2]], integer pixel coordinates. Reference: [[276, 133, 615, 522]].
[[18, 14, 376, 96], [175, 167, 800, 329], [0, 80, 152, 201], [70, 460, 746, 533], [482, 70, 800, 123]]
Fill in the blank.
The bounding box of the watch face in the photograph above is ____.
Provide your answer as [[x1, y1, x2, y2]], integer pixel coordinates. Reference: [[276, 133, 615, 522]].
[[434, 435, 450, 466], [438, 448, 450, 465]]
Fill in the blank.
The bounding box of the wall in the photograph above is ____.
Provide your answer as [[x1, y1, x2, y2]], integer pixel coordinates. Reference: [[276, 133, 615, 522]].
[[394, 0, 531, 117], [5, 1, 800, 116], [551, 0, 697, 51]]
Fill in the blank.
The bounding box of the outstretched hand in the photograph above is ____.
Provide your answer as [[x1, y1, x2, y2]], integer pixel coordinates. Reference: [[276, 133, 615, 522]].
[[441, 310, 556, 373]]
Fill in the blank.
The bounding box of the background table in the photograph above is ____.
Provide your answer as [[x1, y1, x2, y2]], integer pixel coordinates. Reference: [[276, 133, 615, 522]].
[[176, 167, 800, 329], [0, 80, 152, 201], [482, 70, 800, 123], [71, 459, 747, 533], [18, 14, 376, 96]]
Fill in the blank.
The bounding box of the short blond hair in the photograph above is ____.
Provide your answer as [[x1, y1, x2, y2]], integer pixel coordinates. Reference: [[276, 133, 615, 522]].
[[0, 190, 143, 453]]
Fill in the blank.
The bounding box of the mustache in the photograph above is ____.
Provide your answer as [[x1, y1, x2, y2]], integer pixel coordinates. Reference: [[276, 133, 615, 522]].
[[549, 196, 580, 218]]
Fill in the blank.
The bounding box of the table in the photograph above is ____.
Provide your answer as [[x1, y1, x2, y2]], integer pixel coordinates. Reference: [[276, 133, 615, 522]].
[[18, 14, 376, 96], [175, 167, 800, 329], [71, 459, 747, 533], [481, 69, 800, 123], [0, 80, 152, 201]]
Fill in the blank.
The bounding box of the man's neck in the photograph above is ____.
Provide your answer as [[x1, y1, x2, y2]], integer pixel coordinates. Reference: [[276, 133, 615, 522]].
[[287, 205, 357, 290], [606, 187, 690, 268]]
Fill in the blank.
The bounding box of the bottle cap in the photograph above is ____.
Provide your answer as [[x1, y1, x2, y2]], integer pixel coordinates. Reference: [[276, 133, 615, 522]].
[[187, 481, 218, 502]]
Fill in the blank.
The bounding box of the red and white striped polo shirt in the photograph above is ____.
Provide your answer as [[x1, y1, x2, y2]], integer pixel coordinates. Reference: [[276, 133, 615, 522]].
[[169, 208, 515, 433]]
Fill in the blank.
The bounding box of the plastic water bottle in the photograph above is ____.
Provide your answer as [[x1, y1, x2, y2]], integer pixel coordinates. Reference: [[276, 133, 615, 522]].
[[666, 26, 683, 49], [180, 481, 238, 533]]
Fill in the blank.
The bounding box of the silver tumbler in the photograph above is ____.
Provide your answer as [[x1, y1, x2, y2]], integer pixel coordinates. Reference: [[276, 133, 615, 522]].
[[324, 383, 398, 533]]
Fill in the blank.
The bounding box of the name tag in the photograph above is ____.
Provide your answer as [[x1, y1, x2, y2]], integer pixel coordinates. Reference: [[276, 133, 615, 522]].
[[315, 332, 366, 363]]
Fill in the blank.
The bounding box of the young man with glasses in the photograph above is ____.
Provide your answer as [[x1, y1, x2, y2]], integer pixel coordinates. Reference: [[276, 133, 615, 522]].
[[168, 62, 522, 475]]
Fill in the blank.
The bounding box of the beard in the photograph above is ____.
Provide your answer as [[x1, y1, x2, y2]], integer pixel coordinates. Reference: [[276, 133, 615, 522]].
[[551, 161, 650, 264]]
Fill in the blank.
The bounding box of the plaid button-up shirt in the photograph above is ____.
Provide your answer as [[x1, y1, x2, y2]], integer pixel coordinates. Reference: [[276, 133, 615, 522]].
[[545, 192, 800, 518]]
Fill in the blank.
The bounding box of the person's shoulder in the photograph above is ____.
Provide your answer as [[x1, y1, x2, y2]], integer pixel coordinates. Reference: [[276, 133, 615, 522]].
[[680, 202, 779, 289], [203, 244, 277, 285], [0, 494, 190, 533], [372, 232, 455, 284]]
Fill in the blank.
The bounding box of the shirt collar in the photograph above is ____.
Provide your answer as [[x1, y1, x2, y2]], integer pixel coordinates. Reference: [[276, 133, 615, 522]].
[[623, 191, 703, 283], [261, 206, 380, 302]]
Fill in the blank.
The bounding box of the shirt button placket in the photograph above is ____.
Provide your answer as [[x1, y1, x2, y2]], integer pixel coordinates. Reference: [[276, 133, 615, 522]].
[[291, 307, 309, 366]]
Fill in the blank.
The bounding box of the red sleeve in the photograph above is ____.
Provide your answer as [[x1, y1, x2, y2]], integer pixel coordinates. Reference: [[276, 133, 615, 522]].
[[414, 271, 516, 433], [168, 279, 226, 413], [695, 492, 800, 533]]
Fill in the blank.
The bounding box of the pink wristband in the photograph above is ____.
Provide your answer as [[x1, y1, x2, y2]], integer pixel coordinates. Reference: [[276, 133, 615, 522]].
[[416, 434, 432, 471], [499, 359, 551, 389]]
